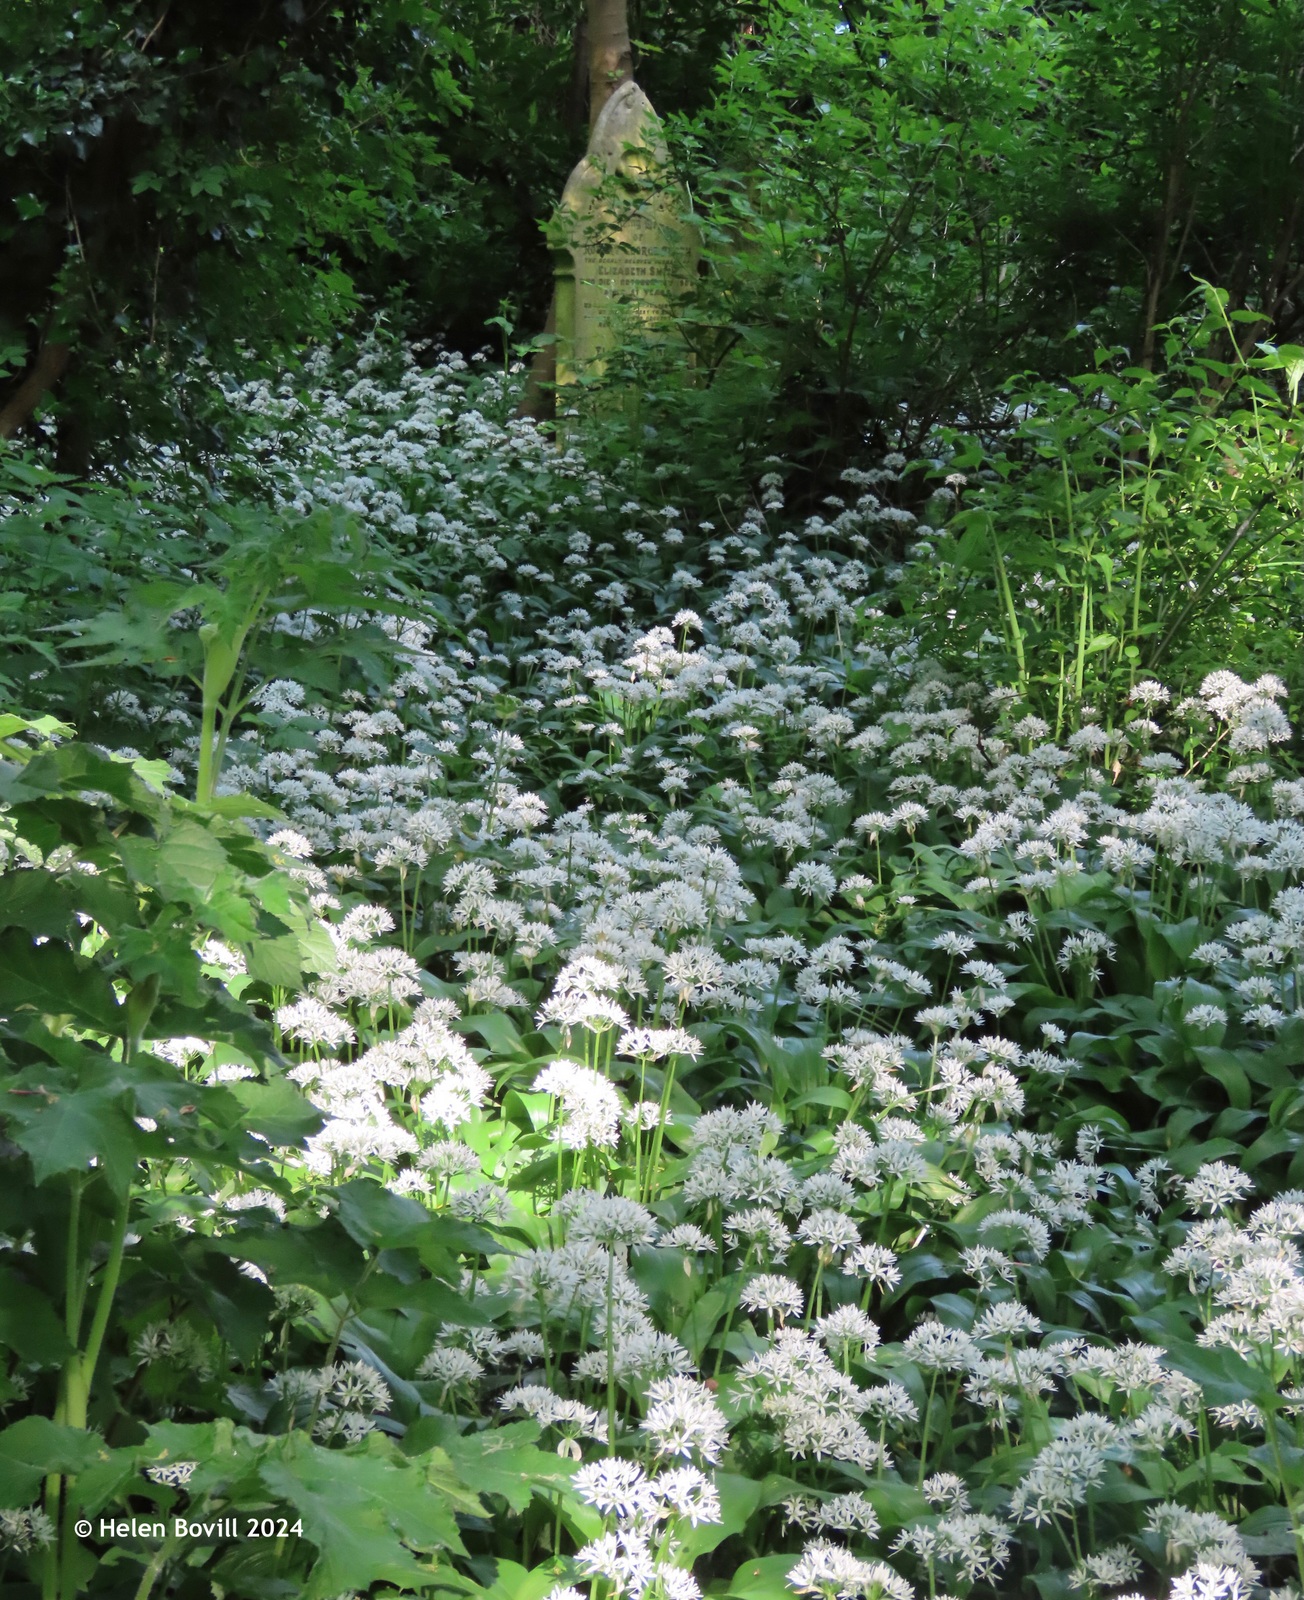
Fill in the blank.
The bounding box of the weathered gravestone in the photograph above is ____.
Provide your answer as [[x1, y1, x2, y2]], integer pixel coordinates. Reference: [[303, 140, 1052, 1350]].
[[550, 81, 697, 388]]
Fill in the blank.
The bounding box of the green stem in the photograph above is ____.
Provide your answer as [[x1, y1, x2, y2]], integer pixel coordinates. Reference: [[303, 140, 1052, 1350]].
[[804, 1258, 825, 1331], [64, 1180, 85, 1347], [989, 519, 1027, 693], [55, 1189, 131, 1600], [196, 693, 219, 805], [69, 1188, 131, 1430], [131, 1532, 182, 1600], [1260, 1358, 1304, 1573], [916, 1370, 939, 1486], [605, 1255, 617, 1457]]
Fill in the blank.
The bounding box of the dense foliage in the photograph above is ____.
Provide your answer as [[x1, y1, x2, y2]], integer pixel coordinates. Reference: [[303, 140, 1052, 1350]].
[[1, 339, 1302, 1600], [2, 3, 1304, 1600], [4, 0, 1303, 474], [0, 0, 741, 465]]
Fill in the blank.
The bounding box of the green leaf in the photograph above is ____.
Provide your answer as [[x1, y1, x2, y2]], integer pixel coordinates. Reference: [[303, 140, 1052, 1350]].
[[474, 1559, 569, 1600], [0, 871, 76, 938], [260, 1433, 469, 1599], [227, 1077, 323, 1146], [4, 1070, 139, 1191], [218, 1220, 370, 1297], [0, 928, 122, 1033], [0, 1270, 72, 1362], [1239, 1505, 1299, 1557], [1194, 1047, 1251, 1109], [455, 1010, 529, 1059], [119, 819, 230, 901], [0, 713, 74, 745], [362, 1276, 493, 1325], [863, 1479, 930, 1529], [0, 1418, 104, 1507], [427, 1420, 571, 1513], [728, 1553, 797, 1600], [678, 1287, 727, 1364], [790, 1086, 853, 1111], [334, 1180, 434, 1249], [242, 931, 313, 988], [680, 1470, 763, 1557], [202, 793, 282, 819]]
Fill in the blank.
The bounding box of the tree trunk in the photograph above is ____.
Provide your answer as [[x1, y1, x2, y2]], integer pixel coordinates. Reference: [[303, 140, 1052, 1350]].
[[588, 0, 633, 132], [0, 341, 71, 440], [518, 0, 631, 421], [568, 15, 590, 133], [517, 300, 557, 423]]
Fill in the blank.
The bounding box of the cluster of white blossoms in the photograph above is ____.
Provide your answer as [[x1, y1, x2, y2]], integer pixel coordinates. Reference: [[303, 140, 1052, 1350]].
[[30, 343, 1301, 1596], [552, 1388, 727, 1600]]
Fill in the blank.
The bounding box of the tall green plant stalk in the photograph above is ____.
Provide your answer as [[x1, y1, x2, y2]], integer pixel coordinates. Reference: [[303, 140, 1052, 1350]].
[[44, 1187, 132, 1600], [987, 519, 1027, 695], [195, 587, 269, 805]]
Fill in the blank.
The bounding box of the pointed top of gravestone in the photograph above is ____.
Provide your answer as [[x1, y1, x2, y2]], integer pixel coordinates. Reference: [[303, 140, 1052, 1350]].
[[559, 83, 670, 221], [585, 80, 669, 182]]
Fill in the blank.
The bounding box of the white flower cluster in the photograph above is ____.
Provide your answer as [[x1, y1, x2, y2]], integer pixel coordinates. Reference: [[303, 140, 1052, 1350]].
[[49, 341, 1301, 1600]]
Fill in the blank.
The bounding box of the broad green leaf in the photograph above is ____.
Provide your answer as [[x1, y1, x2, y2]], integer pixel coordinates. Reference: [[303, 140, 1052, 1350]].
[[0, 928, 122, 1033], [456, 1009, 528, 1059], [218, 1220, 370, 1296], [0, 1418, 104, 1507], [242, 931, 312, 988], [4, 1070, 139, 1191], [0, 1271, 71, 1363], [260, 1433, 469, 1599], [678, 1287, 727, 1364], [118, 820, 230, 901], [424, 1420, 571, 1513], [728, 1553, 799, 1600], [0, 871, 76, 938], [334, 1180, 434, 1249], [680, 1470, 763, 1557], [227, 1078, 323, 1146]]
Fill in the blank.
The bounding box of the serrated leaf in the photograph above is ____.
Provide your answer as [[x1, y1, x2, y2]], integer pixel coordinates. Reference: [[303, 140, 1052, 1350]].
[[0, 871, 76, 938], [227, 1077, 323, 1145], [4, 1071, 140, 1191], [260, 1434, 468, 1599], [0, 1270, 72, 1363], [0, 927, 122, 1032], [334, 1180, 433, 1249], [119, 819, 230, 901], [0, 1418, 104, 1507], [242, 931, 311, 987], [434, 1421, 572, 1513], [218, 1219, 370, 1296]]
